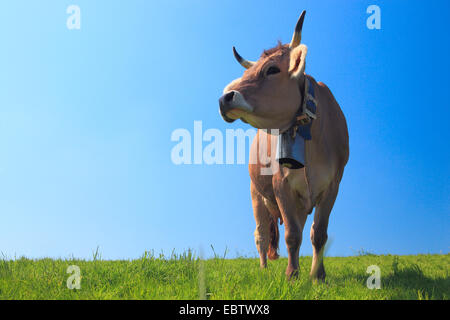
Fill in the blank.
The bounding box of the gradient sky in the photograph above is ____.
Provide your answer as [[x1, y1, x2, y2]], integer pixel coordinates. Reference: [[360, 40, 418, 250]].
[[0, 0, 448, 260]]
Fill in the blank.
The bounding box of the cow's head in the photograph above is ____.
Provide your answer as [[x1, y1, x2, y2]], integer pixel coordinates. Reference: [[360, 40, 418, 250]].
[[219, 11, 308, 132]]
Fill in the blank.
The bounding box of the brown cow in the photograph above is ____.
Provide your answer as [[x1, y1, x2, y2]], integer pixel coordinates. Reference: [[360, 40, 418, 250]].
[[218, 11, 349, 280]]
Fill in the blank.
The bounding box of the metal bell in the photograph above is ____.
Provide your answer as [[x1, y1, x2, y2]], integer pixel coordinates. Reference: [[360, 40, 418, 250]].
[[276, 127, 306, 169]]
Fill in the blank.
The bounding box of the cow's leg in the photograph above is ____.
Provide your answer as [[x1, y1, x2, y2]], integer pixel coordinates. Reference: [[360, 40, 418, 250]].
[[251, 182, 272, 268], [283, 212, 307, 279], [310, 185, 338, 281], [273, 171, 308, 279]]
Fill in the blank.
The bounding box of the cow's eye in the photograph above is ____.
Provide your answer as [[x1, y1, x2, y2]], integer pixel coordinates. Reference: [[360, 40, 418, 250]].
[[265, 66, 280, 76]]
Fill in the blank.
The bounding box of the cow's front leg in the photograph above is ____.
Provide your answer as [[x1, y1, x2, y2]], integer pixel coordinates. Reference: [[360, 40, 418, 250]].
[[273, 168, 309, 279], [310, 185, 338, 281], [250, 182, 272, 268], [284, 215, 304, 279]]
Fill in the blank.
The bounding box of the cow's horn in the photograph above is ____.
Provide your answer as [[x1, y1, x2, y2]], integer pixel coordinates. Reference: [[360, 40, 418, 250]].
[[289, 10, 306, 48], [233, 46, 255, 69]]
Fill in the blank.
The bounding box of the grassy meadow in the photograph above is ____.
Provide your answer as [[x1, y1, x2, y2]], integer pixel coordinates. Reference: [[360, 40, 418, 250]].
[[0, 251, 448, 300]]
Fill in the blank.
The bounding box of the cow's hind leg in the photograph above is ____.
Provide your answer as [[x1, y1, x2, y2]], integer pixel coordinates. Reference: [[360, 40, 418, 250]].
[[251, 182, 278, 268], [310, 185, 338, 281]]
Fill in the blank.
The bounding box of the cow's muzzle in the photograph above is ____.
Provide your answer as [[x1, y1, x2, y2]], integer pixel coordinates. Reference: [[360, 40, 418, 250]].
[[218, 90, 253, 123]]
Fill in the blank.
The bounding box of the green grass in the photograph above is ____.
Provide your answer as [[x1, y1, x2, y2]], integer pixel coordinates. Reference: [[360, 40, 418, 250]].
[[0, 251, 448, 300]]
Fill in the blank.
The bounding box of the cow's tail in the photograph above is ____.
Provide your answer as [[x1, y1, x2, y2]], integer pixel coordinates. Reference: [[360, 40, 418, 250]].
[[267, 216, 280, 260]]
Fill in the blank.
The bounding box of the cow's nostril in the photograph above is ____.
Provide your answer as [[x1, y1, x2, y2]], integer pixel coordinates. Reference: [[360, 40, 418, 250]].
[[224, 91, 235, 103]]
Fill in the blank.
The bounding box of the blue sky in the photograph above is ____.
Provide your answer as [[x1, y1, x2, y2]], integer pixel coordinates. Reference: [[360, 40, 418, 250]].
[[0, 0, 448, 260]]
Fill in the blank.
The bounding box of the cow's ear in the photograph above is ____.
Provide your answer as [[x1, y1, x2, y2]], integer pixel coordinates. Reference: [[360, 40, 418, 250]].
[[289, 44, 307, 80]]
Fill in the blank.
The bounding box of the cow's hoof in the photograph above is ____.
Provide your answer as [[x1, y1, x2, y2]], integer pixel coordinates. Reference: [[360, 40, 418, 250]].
[[285, 266, 299, 280], [310, 268, 326, 283]]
